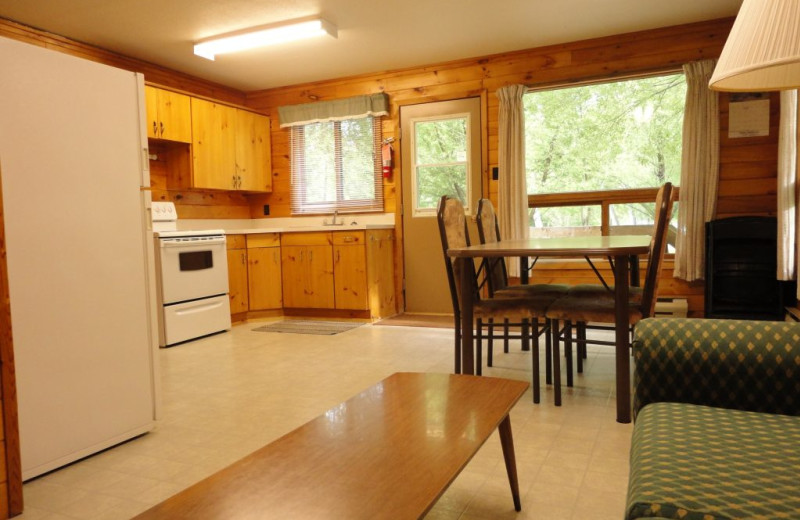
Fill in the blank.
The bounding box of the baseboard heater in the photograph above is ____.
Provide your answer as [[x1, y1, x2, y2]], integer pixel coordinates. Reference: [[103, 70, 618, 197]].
[[654, 298, 688, 318]]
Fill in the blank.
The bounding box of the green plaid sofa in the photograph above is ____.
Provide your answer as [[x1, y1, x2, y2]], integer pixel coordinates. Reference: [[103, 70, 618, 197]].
[[626, 318, 800, 520]]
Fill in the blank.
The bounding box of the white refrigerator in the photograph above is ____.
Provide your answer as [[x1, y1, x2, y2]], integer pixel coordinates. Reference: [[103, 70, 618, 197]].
[[0, 36, 159, 480]]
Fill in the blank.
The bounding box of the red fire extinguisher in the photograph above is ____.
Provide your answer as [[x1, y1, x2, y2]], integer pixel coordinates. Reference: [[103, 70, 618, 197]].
[[382, 138, 394, 178]]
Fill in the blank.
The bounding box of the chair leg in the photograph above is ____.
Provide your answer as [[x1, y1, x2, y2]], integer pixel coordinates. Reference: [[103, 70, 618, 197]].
[[579, 322, 588, 360], [551, 317, 561, 406], [521, 318, 530, 354], [487, 318, 494, 367], [503, 318, 510, 353], [454, 313, 461, 375], [531, 318, 540, 404], [546, 319, 554, 386], [565, 320, 574, 388], [576, 322, 585, 374], [521, 318, 530, 351], [476, 318, 483, 376]]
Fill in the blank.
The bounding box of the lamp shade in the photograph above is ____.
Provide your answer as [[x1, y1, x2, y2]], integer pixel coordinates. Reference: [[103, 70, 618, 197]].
[[709, 0, 800, 92]]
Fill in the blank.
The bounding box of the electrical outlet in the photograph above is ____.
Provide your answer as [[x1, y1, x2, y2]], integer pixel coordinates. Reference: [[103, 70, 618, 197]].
[[263, 204, 270, 216]]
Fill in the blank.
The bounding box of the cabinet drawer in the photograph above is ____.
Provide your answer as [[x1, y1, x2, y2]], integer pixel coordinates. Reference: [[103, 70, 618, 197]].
[[281, 232, 332, 247], [332, 231, 365, 246], [227, 234, 246, 249], [247, 233, 280, 248]]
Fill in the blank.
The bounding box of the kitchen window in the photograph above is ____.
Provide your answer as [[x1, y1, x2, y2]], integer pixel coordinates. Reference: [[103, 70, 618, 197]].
[[279, 93, 389, 215], [289, 116, 383, 214]]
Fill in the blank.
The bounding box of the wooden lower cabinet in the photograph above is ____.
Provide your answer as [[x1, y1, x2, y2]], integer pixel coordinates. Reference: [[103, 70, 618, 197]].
[[229, 230, 395, 319], [281, 243, 335, 309], [247, 234, 282, 310], [365, 229, 396, 319], [333, 232, 368, 311], [226, 235, 249, 314]]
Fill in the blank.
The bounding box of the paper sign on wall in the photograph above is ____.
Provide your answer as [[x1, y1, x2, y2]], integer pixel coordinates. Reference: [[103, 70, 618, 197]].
[[728, 94, 770, 138]]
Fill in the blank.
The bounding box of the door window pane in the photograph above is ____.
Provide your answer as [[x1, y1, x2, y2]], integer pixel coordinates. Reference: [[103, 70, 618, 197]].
[[411, 115, 470, 215]]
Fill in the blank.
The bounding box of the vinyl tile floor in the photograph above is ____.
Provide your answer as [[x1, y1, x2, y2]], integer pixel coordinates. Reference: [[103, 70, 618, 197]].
[[19, 321, 632, 520]]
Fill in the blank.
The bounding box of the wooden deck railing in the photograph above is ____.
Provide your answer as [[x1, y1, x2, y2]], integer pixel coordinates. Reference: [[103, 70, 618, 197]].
[[527, 186, 680, 237]]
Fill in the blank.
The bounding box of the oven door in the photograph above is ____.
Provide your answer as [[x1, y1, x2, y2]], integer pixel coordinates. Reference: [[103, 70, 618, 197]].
[[158, 236, 229, 304]]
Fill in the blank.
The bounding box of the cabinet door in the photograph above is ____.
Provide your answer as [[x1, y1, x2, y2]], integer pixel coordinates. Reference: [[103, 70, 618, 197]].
[[158, 89, 192, 143], [145, 86, 191, 143], [367, 230, 396, 318], [248, 247, 283, 310], [227, 249, 249, 313], [334, 244, 368, 310], [191, 98, 236, 190], [145, 85, 160, 140], [281, 245, 334, 309], [235, 110, 272, 193]]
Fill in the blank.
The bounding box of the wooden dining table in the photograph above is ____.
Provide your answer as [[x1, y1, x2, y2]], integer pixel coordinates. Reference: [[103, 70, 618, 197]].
[[447, 235, 651, 424]]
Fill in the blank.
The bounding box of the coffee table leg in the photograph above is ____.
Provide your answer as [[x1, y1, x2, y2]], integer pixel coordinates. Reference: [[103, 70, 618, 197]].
[[498, 415, 521, 512]]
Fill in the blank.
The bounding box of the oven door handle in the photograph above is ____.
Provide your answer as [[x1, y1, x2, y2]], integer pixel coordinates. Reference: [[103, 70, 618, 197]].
[[160, 237, 227, 248]]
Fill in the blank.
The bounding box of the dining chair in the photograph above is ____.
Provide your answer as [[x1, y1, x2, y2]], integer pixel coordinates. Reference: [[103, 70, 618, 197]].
[[475, 198, 568, 376], [437, 195, 550, 402], [544, 182, 674, 395]]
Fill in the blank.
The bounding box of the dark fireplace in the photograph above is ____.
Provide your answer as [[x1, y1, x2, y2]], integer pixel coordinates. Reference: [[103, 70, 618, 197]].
[[705, 216, 795, 321]]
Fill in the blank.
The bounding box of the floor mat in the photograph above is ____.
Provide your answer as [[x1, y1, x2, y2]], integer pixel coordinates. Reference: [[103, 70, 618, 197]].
[[252, 320, 364, 335]]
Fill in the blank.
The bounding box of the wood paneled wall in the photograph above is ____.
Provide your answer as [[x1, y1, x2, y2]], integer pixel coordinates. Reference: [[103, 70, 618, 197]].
[[717, 92, 780, 219], [0, 166, 22, 517], [245, 17, 769, 316]]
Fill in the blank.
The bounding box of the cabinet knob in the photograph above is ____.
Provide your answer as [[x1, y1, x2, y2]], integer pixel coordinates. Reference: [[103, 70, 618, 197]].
[[159, 122, 165, 136], [152, 121, 158, 134]]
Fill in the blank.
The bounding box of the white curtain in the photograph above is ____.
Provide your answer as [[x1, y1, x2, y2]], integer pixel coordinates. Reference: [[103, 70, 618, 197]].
[[674, 60, 719, 282], [496, 84, 529, 277], [778, 90, 797, 282]]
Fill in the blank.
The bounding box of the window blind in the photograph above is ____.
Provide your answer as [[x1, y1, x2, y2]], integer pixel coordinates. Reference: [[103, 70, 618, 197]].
[[289, 115, 384, 214]]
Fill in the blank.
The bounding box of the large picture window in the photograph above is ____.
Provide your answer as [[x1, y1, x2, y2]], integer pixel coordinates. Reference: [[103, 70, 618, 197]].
[[524, 73, 685, 243], [290, 115, 383, 214]]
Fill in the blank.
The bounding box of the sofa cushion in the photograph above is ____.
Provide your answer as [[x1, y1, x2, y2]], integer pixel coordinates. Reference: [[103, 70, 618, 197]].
[[632, 318, 800, 419], [626, 402, 800, 520]]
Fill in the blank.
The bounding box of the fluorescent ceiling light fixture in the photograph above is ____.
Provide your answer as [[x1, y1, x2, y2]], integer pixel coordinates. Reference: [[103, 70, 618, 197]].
[[194, 18, 337, 61]]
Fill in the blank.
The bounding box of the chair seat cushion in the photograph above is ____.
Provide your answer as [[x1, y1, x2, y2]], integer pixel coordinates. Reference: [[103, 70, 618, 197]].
[[544, 294, 642, 324], [495, 283, 569, 300], [474, 294, 551, 321], [627, 402, 800, 520], [567, 283, 643, 303]]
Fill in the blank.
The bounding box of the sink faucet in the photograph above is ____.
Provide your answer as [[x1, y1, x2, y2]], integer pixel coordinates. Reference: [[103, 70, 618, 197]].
[[324, 209, 344, 226]]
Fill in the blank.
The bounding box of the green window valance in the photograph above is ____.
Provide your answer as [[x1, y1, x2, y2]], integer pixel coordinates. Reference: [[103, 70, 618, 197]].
[[278, 93, 389, 128]]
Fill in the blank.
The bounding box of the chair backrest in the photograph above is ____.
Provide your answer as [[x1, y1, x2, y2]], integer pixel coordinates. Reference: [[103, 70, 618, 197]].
[[436, 195, 477, 315], [640, 182, 675, 318], [476, 198, 510, 295]]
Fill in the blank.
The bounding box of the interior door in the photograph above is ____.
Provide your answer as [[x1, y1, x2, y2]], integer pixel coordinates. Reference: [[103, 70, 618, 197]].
[[400, 98, 482, 314]]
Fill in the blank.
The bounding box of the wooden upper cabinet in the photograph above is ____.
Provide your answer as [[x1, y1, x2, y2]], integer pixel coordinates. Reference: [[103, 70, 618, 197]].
[[190, 98, 272, 192], [191, 98, 237, 190], [235, 110, 272, 192], [144, 86, 191, 143]]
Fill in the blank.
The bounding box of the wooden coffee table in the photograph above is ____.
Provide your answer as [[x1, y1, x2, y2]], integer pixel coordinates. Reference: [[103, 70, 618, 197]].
[[132, 372, 529, 519]]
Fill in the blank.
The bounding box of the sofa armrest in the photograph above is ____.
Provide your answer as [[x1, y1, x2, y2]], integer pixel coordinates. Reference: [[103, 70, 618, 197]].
[[632, 317, 800, 419]]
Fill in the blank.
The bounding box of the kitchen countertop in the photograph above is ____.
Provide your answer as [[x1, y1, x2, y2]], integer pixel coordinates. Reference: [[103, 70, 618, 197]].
[[171, 213, 396, 235], [225, 224, 394, 234]]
